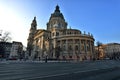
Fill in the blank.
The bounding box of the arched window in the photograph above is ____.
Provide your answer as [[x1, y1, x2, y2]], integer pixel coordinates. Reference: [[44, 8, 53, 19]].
[[81, 45, 85, 51], [56, 32, 59, 36], [77, 56, 80, 59], [63, 56, 66, 60], [69, 56, 72, 59], [58, 23, 61, 27], [68, 45, 72, 50], [75, 45, 78, 50], [63, 45, 66, 51], [52, 33, 54, 36]]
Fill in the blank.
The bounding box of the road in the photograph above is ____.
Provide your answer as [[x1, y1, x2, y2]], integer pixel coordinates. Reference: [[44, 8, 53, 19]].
[[0, 60, 120, 80]]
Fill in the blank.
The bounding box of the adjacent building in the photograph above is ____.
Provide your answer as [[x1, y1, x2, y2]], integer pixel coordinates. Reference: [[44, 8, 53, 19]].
[[0, 41, 23, 59], [0, 42, 12, 58], [104, 43, 120, 59], [9, 41, 23, 59], [95, 43, 120, 60], [27, 5, 95, 61], [94, 44, 106, 60]]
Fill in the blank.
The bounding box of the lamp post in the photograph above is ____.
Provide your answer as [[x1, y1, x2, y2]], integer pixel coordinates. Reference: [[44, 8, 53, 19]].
[[44, 51, 48, 63]]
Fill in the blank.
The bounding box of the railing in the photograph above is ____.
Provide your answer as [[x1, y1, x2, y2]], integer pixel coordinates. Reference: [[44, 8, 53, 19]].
[[52, 33, 93, 39]]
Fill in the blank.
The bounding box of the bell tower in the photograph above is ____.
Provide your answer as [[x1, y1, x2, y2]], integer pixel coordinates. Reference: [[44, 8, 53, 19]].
[[27, 17, 37, 56]]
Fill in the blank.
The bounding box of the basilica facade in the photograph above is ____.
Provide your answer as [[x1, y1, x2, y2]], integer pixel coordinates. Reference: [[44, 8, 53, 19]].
[[27, 5, 95, 61]]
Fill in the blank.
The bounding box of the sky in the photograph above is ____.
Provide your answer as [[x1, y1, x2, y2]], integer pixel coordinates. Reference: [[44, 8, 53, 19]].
[[0, 0, 120, 46]]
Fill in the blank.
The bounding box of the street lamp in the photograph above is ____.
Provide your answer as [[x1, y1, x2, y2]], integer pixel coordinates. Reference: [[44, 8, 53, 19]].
[[44, 51, 48, 63]]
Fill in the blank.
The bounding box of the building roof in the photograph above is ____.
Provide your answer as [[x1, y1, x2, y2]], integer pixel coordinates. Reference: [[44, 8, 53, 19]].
[[50, 5, 64, 20], [107, 43, 120, 45]]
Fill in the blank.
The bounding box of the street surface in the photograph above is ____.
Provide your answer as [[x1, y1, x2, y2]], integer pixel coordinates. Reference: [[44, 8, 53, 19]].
[[0, 60, 120, 80]]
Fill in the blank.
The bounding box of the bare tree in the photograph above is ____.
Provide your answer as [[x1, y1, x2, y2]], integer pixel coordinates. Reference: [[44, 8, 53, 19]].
[[0, 31, 12, 42]]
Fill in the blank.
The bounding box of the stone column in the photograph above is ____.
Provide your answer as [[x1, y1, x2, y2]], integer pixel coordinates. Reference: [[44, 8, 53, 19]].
[[73, 39, 75, 60], [79, 39, 81, 54], [59, 40, 62, 59], [84, 39, 87, 60], [90, 40, 92, 60], [66, 39, 68, 56], [53, 38, 56, 58], [78, 39, 80, 61], [79, 39, 83, 61]]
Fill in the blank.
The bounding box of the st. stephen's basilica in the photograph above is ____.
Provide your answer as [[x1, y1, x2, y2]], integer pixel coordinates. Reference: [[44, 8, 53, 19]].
[[27, 5, 95, 61]]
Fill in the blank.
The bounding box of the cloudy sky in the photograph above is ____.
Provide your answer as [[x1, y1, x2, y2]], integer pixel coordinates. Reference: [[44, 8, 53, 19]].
[[0, 0, 120, 46]]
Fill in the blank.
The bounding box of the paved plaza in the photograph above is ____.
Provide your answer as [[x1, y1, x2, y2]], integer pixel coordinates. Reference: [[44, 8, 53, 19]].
[[0, 60, 120, 80]]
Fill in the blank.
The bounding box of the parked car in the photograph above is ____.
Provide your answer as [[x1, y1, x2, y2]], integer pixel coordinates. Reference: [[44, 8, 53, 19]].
[[8, 57, 18, 60]]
